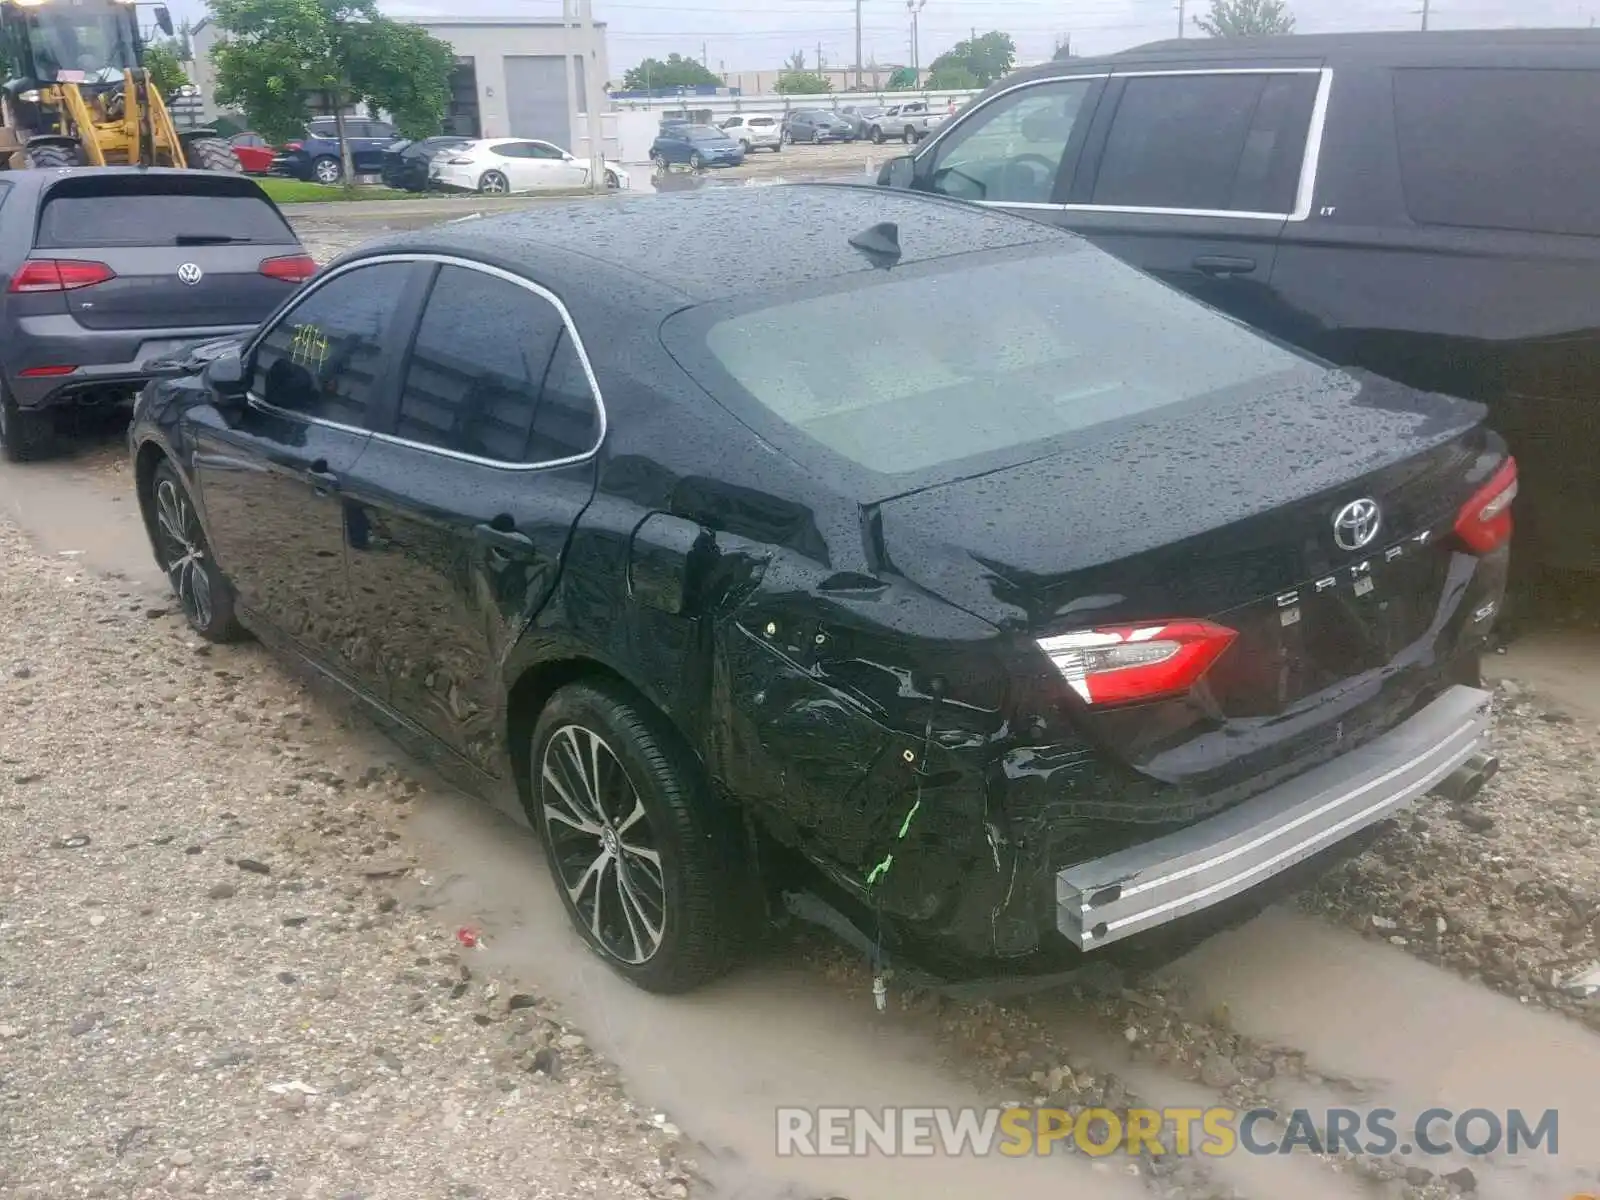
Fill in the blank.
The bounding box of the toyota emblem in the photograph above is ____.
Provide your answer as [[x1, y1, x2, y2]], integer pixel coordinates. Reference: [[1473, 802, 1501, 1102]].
[[176, 262, 203, 286], [1333, 498, 1382, 552]]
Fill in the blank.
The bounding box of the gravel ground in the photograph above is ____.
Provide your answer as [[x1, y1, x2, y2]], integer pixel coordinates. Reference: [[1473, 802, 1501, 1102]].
[[0, 522, 695, 1200], [1304, 677, 1600, 1029]]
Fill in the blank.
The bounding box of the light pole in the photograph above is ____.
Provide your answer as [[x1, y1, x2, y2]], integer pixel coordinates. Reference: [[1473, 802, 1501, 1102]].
[[855, 0, 864, 90], [906, 0, 925, 75]]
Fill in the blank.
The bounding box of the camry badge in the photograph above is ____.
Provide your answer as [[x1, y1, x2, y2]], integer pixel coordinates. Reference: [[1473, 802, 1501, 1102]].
[[1333, 498, 1381, 552], [177, 262, 203, 286]]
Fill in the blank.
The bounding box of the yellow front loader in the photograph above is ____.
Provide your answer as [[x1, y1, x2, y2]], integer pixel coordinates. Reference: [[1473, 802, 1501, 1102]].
[[0, 0, 240, 171]]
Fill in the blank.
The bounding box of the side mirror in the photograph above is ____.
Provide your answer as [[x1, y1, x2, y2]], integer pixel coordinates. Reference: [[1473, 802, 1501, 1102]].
[[154, 5, 174, 36], [876, 154, 916, 189], [203, 352, 248, 401]]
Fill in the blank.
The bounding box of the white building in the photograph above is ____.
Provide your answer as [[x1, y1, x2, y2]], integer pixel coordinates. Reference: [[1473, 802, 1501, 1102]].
[[189, 15, 610, 153]]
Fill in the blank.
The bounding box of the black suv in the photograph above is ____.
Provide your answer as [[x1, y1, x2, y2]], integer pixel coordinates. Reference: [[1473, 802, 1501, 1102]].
[[878, 30, 1600, 571]]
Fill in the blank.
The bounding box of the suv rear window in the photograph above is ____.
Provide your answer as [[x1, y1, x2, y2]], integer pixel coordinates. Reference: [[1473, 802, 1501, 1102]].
[[1393, 67, 1600, 238], [36, 178, 295, 248], [677, 244, 1315, 479]]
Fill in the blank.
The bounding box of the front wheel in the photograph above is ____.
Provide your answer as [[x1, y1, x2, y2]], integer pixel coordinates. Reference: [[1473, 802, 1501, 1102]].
[[478, 169, 509, 194], [531, 681, 749, 993], [604, 169, 620, 189], [688, 151, 705, 172], [870, 126, 885, 144], [149, 461, 242, 642], [311, 155, 341, 185]]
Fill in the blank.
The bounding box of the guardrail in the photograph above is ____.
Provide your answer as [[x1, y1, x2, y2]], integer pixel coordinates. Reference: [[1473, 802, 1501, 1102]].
[[609, 88, 981, 118]]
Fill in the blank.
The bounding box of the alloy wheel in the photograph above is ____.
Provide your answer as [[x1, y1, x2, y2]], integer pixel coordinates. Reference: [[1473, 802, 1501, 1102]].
[[480, 171, 508, 194], [313, 158, 341, 184], [541, 724, 666, 965], [154, 478, 214, 631]]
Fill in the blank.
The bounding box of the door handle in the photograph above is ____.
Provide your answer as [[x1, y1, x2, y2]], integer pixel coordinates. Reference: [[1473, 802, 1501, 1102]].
[[1193, 255, 1257, 277], [473, 521, 534, 554]]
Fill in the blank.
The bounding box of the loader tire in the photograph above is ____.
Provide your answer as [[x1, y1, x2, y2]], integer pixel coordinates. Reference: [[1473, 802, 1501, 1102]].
[[186, 137, 244, 173], [22, 143, 79, 169]]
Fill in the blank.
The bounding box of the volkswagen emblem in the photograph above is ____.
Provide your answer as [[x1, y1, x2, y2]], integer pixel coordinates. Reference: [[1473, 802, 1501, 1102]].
[[176, 262, 203, 286], [1333, 498, 1382, 552]]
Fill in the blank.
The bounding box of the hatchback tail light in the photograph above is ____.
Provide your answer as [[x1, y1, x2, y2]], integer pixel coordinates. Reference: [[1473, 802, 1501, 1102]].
[[9, 259, 115, 292], [446, 155, 473, 164], [1037, 620, 1238, 707], [259, 253, 317, 283], [1453, 457, 1518, 554]]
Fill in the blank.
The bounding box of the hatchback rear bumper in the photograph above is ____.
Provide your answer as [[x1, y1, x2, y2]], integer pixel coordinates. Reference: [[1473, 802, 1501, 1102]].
[[8, 317, 258, 408], [1056, 684, 1492, 950]]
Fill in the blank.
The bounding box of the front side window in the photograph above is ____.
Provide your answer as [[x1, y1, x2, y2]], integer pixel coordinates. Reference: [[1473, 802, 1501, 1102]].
[[395, 266, 600, 464], [680, 245, 1315, 480], [925, 77, 1097, 204], [1091, 72, 1318, 213], [525, 141, 565, 159], [251, 262, 412, 426]]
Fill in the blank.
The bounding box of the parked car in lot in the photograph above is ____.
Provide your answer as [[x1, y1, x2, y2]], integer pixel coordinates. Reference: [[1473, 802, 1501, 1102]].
[[782, 109, 854, 143], [429, 138, 628, 194], [227, 131, 277, 174], [650, 124, 744, 170], [271, 117, 398, 184], [873, 100, 945, 143], [837, 103, 886, 139], [878, 29, 1600, 572], [718, 112, 783, 153], [0, 169, 314, 462], [381, 135, 472, 191], [127, 184, 1511, 992]]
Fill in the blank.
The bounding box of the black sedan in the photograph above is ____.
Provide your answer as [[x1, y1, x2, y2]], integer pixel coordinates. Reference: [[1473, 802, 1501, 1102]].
[[380, 135, 472, 192], [127, 185, 1513, 992]]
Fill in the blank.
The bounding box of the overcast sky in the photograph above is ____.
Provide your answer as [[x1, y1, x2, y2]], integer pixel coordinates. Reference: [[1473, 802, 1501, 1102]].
[[176, 0, 1600, 78]]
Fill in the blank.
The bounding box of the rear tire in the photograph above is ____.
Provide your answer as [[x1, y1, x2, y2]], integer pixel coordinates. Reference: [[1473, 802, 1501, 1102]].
[[185, 136, 244, 173], [149, 461, 242, 642], [531, 680, 750, 993], [478, 169, 509, 194], [0, 387, 56, 463], [311, 155, 342, 185], [903, 126, 917, 144], [22, 142, 78, 169]]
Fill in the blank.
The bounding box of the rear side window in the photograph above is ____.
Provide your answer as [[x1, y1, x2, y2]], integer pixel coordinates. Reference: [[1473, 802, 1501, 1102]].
[[252, 262, 412, 427], [1091, 72, 1319, 213], [1393, 67, 1600, 237], [395, 265, 600, 465], [36, 180, 294, 248]]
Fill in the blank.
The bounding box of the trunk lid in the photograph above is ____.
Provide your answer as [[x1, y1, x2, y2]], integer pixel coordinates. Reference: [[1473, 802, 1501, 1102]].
[[874, 369, 1502, 793], [33, 173, 302, 331]]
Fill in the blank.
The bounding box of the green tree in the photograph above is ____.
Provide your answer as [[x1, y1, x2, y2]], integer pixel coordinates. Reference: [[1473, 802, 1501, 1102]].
[[1193, 0, 1296, 37], [209, 0, 454, 183], [775, 71, 830, 95], [927, 30, 1014, 86], [143, 41, 189, 95], [926, 63, 978, 90], [621, 53, 720, 91], [886, 66, 917, 90]]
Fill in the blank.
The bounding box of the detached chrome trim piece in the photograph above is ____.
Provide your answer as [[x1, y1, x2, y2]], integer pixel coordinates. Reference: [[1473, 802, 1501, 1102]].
[[244, 252, 608, 474], [962, 66, 1333, 224], [1056, 685, 1493, 950]]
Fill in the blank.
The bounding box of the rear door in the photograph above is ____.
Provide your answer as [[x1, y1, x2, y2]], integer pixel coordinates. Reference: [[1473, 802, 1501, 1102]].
[[32, 174, 303, 334], [341, 259, 603, 775], [1060, 66, 1325, 322]]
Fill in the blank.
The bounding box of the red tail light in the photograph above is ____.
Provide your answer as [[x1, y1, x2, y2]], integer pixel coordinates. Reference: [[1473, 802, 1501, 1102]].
[[259, 254, 317, 283], [9, 259, 115, 293], [1453, 457, 1518, 554], [18, 364, 76, 377], [1037, 620, 1238, 707], [286, 141, 303, 151]]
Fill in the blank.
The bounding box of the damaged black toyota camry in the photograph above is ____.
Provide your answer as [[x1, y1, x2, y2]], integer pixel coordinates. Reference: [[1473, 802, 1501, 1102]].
[[128, 185, 1514, 992]]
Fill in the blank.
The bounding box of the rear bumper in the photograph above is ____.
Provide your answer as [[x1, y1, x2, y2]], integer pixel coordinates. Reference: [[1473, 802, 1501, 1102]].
[[1056, 684, 1492, 950], [8, 319, 258, 409]]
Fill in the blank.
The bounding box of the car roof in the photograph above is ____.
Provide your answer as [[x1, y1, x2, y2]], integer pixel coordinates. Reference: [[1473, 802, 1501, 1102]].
[[343, 183, 1073, 307], [1, 166, 269, 200]]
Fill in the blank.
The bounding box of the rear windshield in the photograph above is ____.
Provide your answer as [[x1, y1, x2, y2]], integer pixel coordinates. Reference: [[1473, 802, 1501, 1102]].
[[680, 245, 1316, 479], [37, 180, 295, 248]]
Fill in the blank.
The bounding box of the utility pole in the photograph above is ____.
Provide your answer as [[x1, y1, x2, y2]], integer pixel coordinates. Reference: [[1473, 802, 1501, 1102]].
[[702, 41, 708, 66], [906, 0, 925, 74], [1177, 0, 1186, 38], [573, 0, 606, 195], [855, 0, 864, 90], [1417, 0, 1430, 29]]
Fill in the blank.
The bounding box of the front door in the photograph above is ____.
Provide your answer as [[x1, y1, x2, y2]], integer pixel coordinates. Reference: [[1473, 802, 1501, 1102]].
[[340, 260, 602, 775], [191, 260, 420, 669]]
